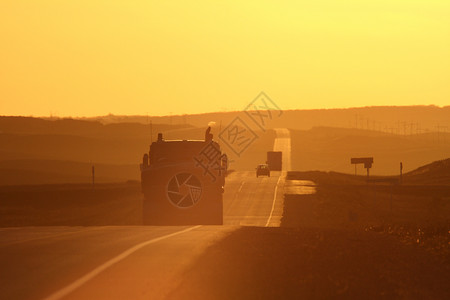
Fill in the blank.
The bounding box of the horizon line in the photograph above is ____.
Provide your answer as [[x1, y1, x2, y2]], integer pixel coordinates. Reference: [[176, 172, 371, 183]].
[[2, 104, 449, 119]]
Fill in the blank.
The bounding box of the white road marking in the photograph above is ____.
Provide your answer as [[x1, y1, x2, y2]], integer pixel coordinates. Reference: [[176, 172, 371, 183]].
[[265, 175, 282, 227], [273, 128, 291, 171], [264, 128, 290, 227], [237, 181, 245, 194], [43, 225, 202, 300]]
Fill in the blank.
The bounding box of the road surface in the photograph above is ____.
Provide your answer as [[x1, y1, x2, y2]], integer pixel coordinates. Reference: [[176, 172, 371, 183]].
[[273, 128, 291, 171], [0, 129, 291, 300]]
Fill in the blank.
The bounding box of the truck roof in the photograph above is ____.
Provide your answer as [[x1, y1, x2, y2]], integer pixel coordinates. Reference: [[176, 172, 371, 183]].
[[149, 138, 221, 165]]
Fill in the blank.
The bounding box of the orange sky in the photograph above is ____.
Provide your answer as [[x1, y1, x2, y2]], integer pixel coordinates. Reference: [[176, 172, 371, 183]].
[[1, 1, 449, 117]]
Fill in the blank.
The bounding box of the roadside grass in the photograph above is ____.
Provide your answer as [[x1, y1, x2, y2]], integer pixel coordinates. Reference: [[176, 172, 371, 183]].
[[283, 171, 450, 263], [0, 183, 142, 226], [168, 227, 450, 299]]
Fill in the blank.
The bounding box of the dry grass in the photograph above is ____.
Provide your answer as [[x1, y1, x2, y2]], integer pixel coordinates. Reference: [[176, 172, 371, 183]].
[[283, 171, 450, 263], [0, 183, 142, 226]]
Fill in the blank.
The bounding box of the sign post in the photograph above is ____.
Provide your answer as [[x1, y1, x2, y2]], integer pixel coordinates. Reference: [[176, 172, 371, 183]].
[[92, 165, 95, 188], [350, 157, 374, 178]]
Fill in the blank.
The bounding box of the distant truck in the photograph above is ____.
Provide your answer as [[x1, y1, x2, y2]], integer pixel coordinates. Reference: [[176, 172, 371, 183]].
[[140, 128, 227, 225], [267, 151, 282, 171]]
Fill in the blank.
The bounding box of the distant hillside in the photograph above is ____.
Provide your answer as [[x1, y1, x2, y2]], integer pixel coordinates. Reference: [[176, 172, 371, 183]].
[[290, 127, 450, 175], [0, 117, 210, 165], [408, 158, 450, 176], [0, 133, 148, 164], [0, 116, 190, 139], [79, 105, 450, 133], [0, 159, 139, 185], [0, 116, 275, 185], [1, 113, 449, 184], [404, 158, 450, 185]]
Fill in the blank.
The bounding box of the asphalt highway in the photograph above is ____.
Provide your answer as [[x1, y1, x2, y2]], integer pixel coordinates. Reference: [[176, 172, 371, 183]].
[[0, 128, 292, 300]]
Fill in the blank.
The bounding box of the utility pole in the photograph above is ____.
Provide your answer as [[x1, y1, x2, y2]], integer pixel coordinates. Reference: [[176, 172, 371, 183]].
[[219, 121, 222, 143], [435, 124, 447, 143], [401, 121, 407, 136], [92, 165, 95, 188], [409, 123, 414, 136], [150, 120, 153, 143], [388, 127, 394, 135]]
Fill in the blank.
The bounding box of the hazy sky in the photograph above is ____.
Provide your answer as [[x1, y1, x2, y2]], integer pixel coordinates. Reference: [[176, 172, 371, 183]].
[[1, 1, 449, 117]]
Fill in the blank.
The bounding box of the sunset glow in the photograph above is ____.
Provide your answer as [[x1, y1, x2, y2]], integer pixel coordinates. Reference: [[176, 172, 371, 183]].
[[1, 0, 449, 117]]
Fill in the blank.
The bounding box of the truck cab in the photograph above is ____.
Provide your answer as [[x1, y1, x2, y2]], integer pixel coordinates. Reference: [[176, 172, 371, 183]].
[[140, 130, 227, 225]]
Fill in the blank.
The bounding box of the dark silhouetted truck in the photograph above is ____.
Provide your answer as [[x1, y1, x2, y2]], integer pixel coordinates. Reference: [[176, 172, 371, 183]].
[[140, 128, 227, 225], [267, 151, 282, 171]]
